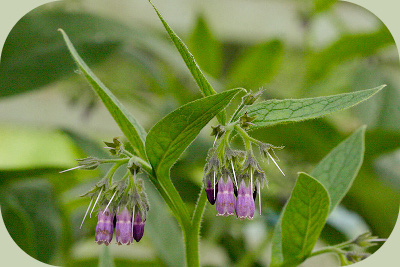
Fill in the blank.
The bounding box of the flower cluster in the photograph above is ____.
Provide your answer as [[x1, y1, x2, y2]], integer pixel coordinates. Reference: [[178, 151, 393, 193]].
[[62, 138, 149, 245], [81, 171, 149, 245], [203, 143, 283, 220]]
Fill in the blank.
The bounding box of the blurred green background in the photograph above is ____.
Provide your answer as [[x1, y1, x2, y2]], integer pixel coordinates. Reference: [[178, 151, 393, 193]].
[[0, 0, 399, 266]]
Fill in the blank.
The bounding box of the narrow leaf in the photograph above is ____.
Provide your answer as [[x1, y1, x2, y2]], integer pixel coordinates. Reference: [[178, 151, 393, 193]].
[[281, 173, 330, 265], [146, 88, 242, 176], [227, 39, 283, 89], [59, 29, 147, 159], [234, 86, 385, 128], [311, 126, 366, 211], [148, 1, 227, 124]]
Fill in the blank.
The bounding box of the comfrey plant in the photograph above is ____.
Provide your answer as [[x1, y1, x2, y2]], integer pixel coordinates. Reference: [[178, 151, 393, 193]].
[[58, 1, 386, 265]]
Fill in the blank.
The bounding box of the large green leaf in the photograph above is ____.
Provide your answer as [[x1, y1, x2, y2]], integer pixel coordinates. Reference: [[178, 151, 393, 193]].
[[311, 126, 366, 211], [271, 127, 366, 266], [148, 1, 227, 125], [188, 15, 223, 78], [146, 88, 242, 176], [59, 29, 147, 159], [227, 40, 283, 89], [281, 173, 330, 266], [0, 8, 122, 98], [233, 86, 384, 128]]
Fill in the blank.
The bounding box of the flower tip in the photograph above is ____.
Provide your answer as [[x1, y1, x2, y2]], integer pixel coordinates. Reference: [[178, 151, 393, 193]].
[[133, 212, 145, 242]]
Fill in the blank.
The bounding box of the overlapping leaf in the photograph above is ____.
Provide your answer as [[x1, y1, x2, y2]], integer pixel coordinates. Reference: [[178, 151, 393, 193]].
[[271, 127, 366, 266], [311, 126, 366, 211]]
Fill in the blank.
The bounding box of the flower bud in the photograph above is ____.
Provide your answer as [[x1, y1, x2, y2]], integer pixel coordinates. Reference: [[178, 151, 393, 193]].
[[216, 177, 235, 216], [95, 207, 114, 245], [115, 206, 133, 245], [205, 178, 217, 205], [241, 90, 264, 106], [133, 211, 145, 242], [235, 180, 255, 219]]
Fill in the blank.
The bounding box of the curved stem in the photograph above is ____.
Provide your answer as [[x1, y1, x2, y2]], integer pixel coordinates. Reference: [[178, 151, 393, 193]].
[[235, 125, 252, 151], [192, 188, 207, 227], [308, 246, 344, 258]]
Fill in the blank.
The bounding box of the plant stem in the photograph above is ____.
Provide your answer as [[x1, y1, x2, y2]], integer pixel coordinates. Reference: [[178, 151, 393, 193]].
[[183, 226, 201, 267], [235, 125, 252, 150], [308, 246, 344, 258]]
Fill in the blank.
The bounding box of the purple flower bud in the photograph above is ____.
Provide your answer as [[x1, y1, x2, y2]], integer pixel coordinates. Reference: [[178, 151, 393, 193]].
[[205, 179, 217, 205], [216, 177, 235, 216], [132, 211, 145, 242], [115, 207, 133, 245], [235, 180, 255, 220], [95, 207, 114, 245]]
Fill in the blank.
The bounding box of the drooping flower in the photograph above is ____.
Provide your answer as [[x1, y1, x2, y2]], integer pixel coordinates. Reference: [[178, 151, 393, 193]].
[[132, 211, 145, 242], [205, 173, 217, 205], [235, 180, 255, 220], [115, 206, 133, 245], [215, 176, 235, 216], [95, 207, 114, 245]]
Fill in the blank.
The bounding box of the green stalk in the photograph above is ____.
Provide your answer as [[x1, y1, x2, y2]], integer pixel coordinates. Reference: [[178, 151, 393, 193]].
[[183, 226, 201, 267]]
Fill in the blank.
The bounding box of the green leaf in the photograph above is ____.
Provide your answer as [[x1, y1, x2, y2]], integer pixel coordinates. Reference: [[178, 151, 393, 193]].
[[146, 88, 242, 176], [59, 29, 147, 159], [281, 173, 330, 266], [148, 1, 227, 125], [188, 15, 223, 78], [0, 8, 122, 98], [311, 126, 366, 211], [99, 246, 115, 267], [233, 86, 384, 128], [227, 40, 283, 89]]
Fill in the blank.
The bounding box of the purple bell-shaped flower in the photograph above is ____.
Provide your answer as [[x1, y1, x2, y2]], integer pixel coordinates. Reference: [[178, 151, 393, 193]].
[[95, 207, 114, 245], [215, 176, 235, 216], [132, 211, 145, 242], [115, 206, 133, 245], [235, 180, 255, 220]]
